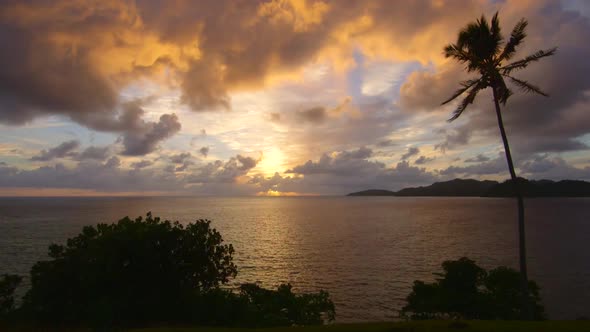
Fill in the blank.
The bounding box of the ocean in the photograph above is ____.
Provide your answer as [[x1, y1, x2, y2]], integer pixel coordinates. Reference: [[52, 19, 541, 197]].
[[0, 196, 589, 322]]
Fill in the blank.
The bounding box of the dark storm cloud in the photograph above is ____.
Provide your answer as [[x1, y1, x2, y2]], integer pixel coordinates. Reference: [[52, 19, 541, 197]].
[[401, 147, 420, 160], [120, 113, 181, 156], [0, 0, 484, 123], [30, 140, 80, 161], [400, 3, 590, 156], [0, 25, 118, 125]]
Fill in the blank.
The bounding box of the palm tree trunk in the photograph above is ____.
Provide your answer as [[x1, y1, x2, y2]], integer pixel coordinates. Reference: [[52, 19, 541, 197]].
[[492, 86, 532, 320]]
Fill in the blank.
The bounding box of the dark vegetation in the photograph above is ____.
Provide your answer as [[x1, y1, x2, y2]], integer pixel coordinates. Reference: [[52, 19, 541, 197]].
[[0, 214, 549, 329], [401, 257, 545, 320], [441, 11, 556, 319], [0, 213, 334, 328], [348, 178, 590, 197]]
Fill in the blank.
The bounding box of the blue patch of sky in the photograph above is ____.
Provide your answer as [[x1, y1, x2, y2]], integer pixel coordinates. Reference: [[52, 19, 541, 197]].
[[0, 116, 118, 151], [347, 48, 426, 104]]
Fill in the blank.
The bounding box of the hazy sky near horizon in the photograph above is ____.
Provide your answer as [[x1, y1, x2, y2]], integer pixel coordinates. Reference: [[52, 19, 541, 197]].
[[1, 0, 589, 196]]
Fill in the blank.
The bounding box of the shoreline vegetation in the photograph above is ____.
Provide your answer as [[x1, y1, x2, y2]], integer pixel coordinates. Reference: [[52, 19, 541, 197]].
[[0, 214, 554, 330], [3, 321, 590, 332], [347, 178, 590, 197]]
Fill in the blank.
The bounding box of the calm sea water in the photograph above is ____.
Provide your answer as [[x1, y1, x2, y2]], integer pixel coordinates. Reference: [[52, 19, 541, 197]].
[[0, 196, 589, 322]]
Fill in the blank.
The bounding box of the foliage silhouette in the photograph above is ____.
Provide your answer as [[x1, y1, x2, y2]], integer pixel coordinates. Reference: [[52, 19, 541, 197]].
[[237, 283, 335, 326], [10, 213, 334, 327], [401, 257, 545, 320], [442, 12, 556, 319], [0, 274, 21, 317]]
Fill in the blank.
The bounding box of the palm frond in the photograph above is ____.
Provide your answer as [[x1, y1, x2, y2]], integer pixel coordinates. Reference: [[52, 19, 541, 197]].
[[490, 12, 503, 56], [444, 44, 470, 62], [458, 18, 487, 49], [506, 75, 548, 96], [495, 76, 513, 105], [501, 48, 557, 74], [441, 78, 482, 105], [444, 44, 483, 72], [498, 18, 527, 62], [447, 81, 486, 122]]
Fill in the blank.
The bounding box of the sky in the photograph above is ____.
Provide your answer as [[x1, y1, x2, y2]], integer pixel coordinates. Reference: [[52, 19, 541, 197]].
[[0, 0, 589, 196]]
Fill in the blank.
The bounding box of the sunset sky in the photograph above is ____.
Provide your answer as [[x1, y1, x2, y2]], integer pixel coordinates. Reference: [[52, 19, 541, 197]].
[[1, 0, 589, 196]]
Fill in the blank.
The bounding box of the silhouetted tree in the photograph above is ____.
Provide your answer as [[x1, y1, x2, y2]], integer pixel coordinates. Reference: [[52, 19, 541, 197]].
[[442, 12, 556, 319], [13, 213, 334, 328], [237, 283, 335, 326], [0, 274, 21, 317], [21, 213, 237, 326], [401, 257, 545, 320], [484, 266, 544, 320]]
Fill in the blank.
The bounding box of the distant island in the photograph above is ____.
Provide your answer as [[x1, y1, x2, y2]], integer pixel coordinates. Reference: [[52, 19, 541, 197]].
[[347, 179, 590, 197]]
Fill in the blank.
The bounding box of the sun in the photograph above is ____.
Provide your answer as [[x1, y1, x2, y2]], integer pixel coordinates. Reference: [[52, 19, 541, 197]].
[[255, 147, 287, 176]]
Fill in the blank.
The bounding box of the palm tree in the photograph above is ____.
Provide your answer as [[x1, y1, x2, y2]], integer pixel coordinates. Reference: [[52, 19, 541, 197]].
[[442, 12, 556, 320]]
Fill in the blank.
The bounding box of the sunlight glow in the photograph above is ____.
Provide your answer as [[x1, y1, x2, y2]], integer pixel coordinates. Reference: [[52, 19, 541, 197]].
[[255, 147, 288, 176]]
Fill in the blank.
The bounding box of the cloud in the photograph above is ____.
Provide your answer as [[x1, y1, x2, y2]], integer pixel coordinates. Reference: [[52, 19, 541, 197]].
[[401, 147, 420, 160], [296, 106, 327, 124], [0, 159, 180, 193], [439, 154, 506, 177], [465, 154, 491, 163], [520, 154, 590, 180], [2, 1, 590, 196], [0, 0, 485, 124], [189, 130, 208, 147], [169, 153, 192, 164], [31, 140, 80, 161], [274, 146, 436, 194], [0, 152, 262, 194], [131, 160, 153, 169], [376, 139, 395, 147], [269, 112, 281, 122], [187, 154, 259, 184], [287, 147, 377, 176], [414, 155, 435, 165], [76, 146, 110, 161], [435, 126, 472, 152], [169, 152, 193, 172], [399, 3, 590, 156], [199, 146, 210, 157], [120, 113, 181, 156]]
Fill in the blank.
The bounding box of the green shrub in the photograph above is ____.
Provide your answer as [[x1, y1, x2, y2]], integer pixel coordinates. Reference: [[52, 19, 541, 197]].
[[11, 213, 334, 328], [401, 257, 545, 320]]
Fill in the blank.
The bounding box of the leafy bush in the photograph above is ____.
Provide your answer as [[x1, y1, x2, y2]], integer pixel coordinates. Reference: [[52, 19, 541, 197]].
[[0, 274, 21, 317], [13, 213, 334, 327], [401, 257, 545, 320], [20, 213, 236, 326], [238, 283, 335, 326]]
